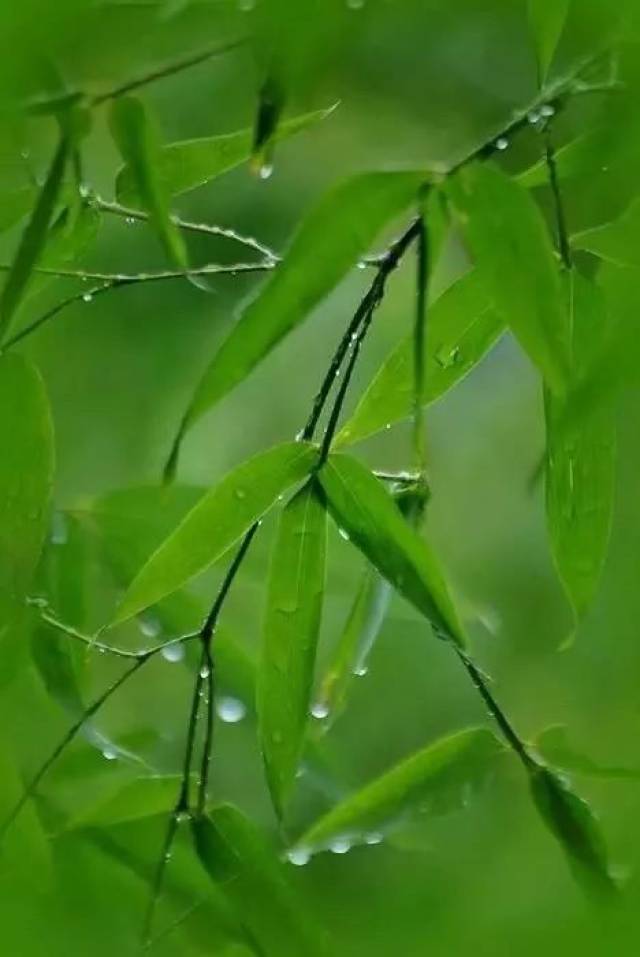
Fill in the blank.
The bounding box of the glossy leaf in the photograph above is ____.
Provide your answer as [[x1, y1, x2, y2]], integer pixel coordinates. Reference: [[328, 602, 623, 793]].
[[0, 136, 68, 339], [337, 270, 503, 446], [258, 482, 327, 818], [572, 197, 640, 268], [193, 805, 329, 957], [296, 728, 502, 850], [447, 163, 569, 392], [545, 272, 616, 625], [528, 0, 570, 81], [113, 442, 317, 624], [109, 96, 187, 268], [318, 454, 465, 646], [175, 172, 425, 439], [0, 354, 54, 636], [117, 106, 335, 202], [530, 765, 616, 898], [535, 726, 640, 780]]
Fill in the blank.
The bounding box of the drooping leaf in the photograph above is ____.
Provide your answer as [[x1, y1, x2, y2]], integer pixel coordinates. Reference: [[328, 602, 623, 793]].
[[447, 162, 569, 392], [109, 96, 187, 268], [572, 196, 640, 267], [113, 442, 317, 624], [295, 728, 502, 851], [193, 805, 329, 957], [545, 272, 616, 627], [0, 136, 69, 339], [0, 354, 54, 636], [171, 171, 425, 453], [529, 765, 617, 898], [337, 270, 503, 447], [258, 482, 327, 818], [116, 106, 335, 202], [528, 0, 570, 82], [535, 726, 640, 780], [318, 454, 465, 646]]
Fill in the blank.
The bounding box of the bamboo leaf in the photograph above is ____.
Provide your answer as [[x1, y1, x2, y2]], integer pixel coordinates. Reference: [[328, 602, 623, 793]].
[[193, 805, 329, 957], [572, 197, 640, 268], [0, 354, 54, 636], [528, 0, 570, 81], [117, 106, 336, 203], [112, 442, 317, 625], [172, 171, 425, 451], [295, 728, 502, 851], [318, 454, 465, 647], [337, 270, 503, 447], [447, 163, 569, 392], [109, 96, 187, 268], [529, 765, 617, 898], [258, 482, 327, 818], [0, 136, 69, 339], [535, 726, 640, 780], [66, 774, 186, 829]]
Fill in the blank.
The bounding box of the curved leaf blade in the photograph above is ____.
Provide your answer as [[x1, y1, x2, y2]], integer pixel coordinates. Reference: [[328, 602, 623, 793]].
[[113, 442, 317, 624], [572, 197, 640, 268], [258, 482, 327, 819], [318, 454, 465, 646], [535, 726, 640, 781], [528, 0, 570, 81]]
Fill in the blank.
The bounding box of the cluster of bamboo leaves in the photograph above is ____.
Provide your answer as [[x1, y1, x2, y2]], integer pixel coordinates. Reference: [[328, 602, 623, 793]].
[[2, 1, 640, 952]]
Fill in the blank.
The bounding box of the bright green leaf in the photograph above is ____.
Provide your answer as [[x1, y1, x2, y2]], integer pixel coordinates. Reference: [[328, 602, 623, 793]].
[[295, 728, 502, 851], [66, 774, 186, 829], [318, 454, 465, 647], [337, 270, 503, 447], [528, 0, 570, 82], [113, 442, 317, 624], [447, 163, 569, 392], [572, 196, 640, 267], [535, 726, 640, 780], [258, 482, 327, 818]]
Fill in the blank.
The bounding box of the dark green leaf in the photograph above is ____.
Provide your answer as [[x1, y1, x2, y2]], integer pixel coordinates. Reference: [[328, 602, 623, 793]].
[[528, 0, 570, 81], [529, 765, 617, 898], [193, 805, 329, 957], [295, 728, 502, 851], [251, 73, 286, 178], [0, 354, 54, 635], [337, 270, 503, 447], [447, 163, 569, 392], [258, 482, 327, 818], [535, 726, 640, 780], [113, 442, 318, 624], [572, 197, 640, 267], [0, 136, 68, 339], [318, 454, 465, 646], [0, 185, 34, 235], [109, 96, 187, 268]]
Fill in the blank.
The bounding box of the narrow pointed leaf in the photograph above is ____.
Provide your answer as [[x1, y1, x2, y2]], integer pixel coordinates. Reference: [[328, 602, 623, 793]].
[[535, 726, 640, 781], [0, 354, 54, 635], [572, 197, 640, 268], [117, 106, 335, 203], [318, 454, 465, 646], [528, 0, 570, 81], [109, 96, 187, 268], [193, 805, 329, 957], [0, 136, 68, 338], [447, 163, 569, 392], [66, 774, 187, 829], [258, 482, 327, 818], [113, 442, 317, 624], [296, 728, 502, 851], [337, 270, 503, 446], [530, 765, 617, 898], [176, 172, 425, 438]]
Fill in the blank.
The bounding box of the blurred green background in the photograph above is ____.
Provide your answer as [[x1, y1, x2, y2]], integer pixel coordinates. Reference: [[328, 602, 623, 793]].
[[1, 1, 639, 954]]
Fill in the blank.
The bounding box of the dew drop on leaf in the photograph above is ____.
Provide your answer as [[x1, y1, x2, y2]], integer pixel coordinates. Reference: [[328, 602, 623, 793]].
[[161, 641, 185, 663], [330, 838, 351, 854], [287, 848, 311, 866], [216, 695, 246, 723]]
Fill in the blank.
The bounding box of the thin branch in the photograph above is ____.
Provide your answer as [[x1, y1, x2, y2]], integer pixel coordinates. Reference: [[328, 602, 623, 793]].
[[544, 128, 572, 270], [412, 207, 429, 476]]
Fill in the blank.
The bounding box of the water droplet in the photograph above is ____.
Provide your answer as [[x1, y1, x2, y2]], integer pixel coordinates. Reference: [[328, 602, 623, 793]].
[[258, 163, 273, 181], [161, 641, 185, 663], [287, 847, 311, 866], [353, 665, 368, 677], [176, 810, 190, 824], [164, 850, 173, 862], [338, 527, 350, 542], [82, 292, 93, 303], [125, 216, 136, 225], [199, 664, 210, 680], [217, 695, 246, 724], [98, 647, 106, 655], [139, 614, 162, 639], [347, 0, 365, 8], [365, 832, 383, 845], [329, 838, 351, 854], [234, 488, 246, 500], [50, 511, 68, 545], [540, 103, 555, 118], [310, 702, 330, 720], [495, 137, 509, 151], [357, 261, 367, 270], [385, 423, 391, 431], [295, 429, 305, 442], [101, 746, 118, 761], [527, 109, 541, 125]]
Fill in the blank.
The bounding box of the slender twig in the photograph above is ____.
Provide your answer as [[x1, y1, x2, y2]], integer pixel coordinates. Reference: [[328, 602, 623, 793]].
[[412, 206, 429, 476], [544, 128, 572, 270]]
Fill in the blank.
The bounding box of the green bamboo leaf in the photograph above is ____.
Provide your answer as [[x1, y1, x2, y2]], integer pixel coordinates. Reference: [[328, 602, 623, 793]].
[[66, 774, 186, 829], [529, 765, 617, 898], [112, 442, 317, 625], [251, 73, 286, 178], [109, 96, 187, 268], [337, 270, 503, 447], [572, 197, 640, 267], [535, 726, 640, 780], [295, 728, 502, 852], [318, 454, 465, 647], [258, 482, 327, 818], [172, 171, 425, 452], [0, 136, 69, 339], [528, 0, 570, 81], [193, 805, 329, 957], [116, 106, 335, 203], [0, 186, 34, 235], [0, 354, 54, 636], [545, 272, 616, 628], [447, 163, 569, 392]]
